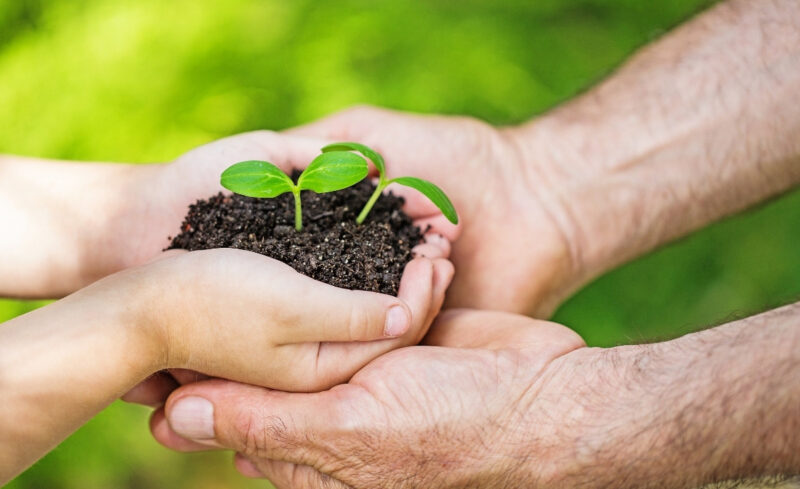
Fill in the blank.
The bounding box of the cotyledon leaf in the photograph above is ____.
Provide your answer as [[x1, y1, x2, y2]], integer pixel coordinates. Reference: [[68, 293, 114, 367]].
[[220, 160, 295, 198], [298, 151, 368, 193], [390, 176, 459, 224], [322, 142, 386, 176]]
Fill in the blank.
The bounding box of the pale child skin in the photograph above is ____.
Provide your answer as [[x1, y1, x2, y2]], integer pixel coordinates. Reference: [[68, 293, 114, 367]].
[[0, 144, 456, 483]]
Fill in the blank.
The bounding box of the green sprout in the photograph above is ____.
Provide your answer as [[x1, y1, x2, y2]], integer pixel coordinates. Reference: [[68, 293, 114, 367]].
[[322, 142, 459, 225], [220, 151, 368, 231]]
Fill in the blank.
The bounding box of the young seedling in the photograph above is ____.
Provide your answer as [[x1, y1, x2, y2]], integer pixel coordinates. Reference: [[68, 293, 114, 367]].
[[220, 151, 368, 231], [321, 142, 458, 225]]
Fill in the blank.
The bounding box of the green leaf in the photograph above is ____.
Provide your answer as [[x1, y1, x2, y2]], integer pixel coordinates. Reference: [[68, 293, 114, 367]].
[[298, 151, 368, 193], [220, 160, 295, 198], [322, 142, 386, 176], [390, 176, 459, 224]]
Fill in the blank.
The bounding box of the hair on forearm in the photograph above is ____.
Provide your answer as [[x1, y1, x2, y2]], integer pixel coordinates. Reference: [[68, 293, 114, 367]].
[[638, 303, 800, 487]]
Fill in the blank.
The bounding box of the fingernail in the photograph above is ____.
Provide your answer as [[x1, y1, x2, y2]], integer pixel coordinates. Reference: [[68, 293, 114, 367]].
[[169, 396, 215, 440], [384, 306, 410, 337], [426, 233, 445, 244]]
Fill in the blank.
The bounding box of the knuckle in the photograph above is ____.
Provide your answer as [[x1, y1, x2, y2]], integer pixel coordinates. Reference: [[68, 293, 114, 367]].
[[234, 410, 295, 458], [346, 302, 371, 341], [315, 473, 341, 489], [238, 130, 285, 160], [241, 129, 281, 151]]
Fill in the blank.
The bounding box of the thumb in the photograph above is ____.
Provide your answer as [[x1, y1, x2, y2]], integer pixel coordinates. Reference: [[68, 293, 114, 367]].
[[284, 105, 393, 140], [264, 257, 419, 344], [163, 379, 358, 467], [143, 248, 187, 264]]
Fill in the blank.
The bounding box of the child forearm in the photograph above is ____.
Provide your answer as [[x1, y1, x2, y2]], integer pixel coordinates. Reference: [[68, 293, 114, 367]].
[[0, 269, 161, 483], [0, 155, 145, 298]]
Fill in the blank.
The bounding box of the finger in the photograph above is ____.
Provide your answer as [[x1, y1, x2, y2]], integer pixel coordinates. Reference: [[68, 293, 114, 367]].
[[422, 232, 451, 258], [283, 105, 397, 140], [180, 131, 329, 177], [385, 182, 458, 221], [310, 256, 453, 386], [150, 406, 222, 452], [423, 258, 456, 339], [411, 243, 445, 260], [172, 132, 333, 201], [250, 133, 331, 173], [312, 257, 437, 381], [168, 368, 211, 386], [251, 458, 350, 489], [373, 178, 463, 237], [412, 214, 461, 242], [271, 266, 414, 345], [144, 249, 188, 264], [233, 453, 266, 479], [422, 309, 585, 352], [121, 371, 178, 407], [397, 256, 435, 327], [164, 379, 363, 468], [412, 233, 451, 260], [423, 309, 538, 349]]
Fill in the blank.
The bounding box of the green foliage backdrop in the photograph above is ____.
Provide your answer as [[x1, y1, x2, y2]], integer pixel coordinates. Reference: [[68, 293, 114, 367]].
[[3, 0, 799, 487]]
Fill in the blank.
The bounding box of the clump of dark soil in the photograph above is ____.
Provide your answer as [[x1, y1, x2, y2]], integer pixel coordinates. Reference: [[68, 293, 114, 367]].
[[168, 174, 424, 295]]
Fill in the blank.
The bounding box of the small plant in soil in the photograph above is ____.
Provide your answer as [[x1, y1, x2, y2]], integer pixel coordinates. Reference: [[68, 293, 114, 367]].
[[321, 142, 458, 225], [169, 143, 458, 295], [220, 150, 368, 231]]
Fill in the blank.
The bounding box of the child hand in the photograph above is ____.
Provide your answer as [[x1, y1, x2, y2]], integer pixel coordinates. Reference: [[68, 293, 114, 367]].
[[121, 240, 452, 393]]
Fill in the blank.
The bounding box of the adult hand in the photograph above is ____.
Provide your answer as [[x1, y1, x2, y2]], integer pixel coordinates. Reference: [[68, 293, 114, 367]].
[[148, 309, 592, 488], [152, 303, 800, 489], [287, 107, 580, 317], [115, 130, 458, 279]]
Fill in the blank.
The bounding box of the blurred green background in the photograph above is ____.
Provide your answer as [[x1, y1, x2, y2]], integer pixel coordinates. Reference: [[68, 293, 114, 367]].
[[3, 0, 799, 487]]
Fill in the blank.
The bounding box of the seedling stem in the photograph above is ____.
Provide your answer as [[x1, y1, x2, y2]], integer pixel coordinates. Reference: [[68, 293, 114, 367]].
[[322, 142, 458, 225], [220, 152, 369, 232], [292, 189, 303, 231], [357, 178, 387, 224]]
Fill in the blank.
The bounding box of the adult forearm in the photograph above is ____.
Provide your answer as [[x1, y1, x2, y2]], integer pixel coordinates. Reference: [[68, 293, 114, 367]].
[[561, 303, 800, 488], [512, 0, 800, 285], [0, 155, 143, 298]]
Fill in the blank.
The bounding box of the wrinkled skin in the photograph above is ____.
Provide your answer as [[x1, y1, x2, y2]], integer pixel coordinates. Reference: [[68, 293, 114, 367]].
[[113, 105, 577, 317], [123, 106, 594, 488], [151, 309, 597, 489], [287, 106, 578, 317]]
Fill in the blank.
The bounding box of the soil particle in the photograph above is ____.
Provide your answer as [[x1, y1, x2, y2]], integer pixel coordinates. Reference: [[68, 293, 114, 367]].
[[168, 175, 424, 295]]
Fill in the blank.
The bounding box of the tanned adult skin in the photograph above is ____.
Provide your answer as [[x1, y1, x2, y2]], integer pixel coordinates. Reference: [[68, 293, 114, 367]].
[[140, 1, 800, 487]]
